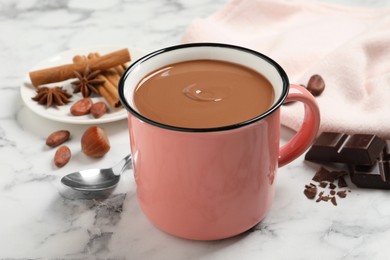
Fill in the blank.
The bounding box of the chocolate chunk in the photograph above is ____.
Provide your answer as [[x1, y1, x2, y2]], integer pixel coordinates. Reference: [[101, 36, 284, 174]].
[[337, 176, 348, 188], [330, 190, 336, 195], [304, 186, 317, 199], [319, 181, 328, 188], [337, 190, 347, 198], [306, 74, 325, 96], [331, 196, 338, 206], [312, 167, 337, 182], [305, 132, 385, 165], [320, 195, 331, 202], [329, 183, 336, 189], [316, 191, 324, 202]]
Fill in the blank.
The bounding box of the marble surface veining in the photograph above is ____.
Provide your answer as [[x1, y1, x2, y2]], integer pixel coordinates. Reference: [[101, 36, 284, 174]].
[[1, 0, 390, 259]]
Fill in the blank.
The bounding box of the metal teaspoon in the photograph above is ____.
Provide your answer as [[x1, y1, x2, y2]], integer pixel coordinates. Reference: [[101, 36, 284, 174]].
[[61, 154, 132, 192]]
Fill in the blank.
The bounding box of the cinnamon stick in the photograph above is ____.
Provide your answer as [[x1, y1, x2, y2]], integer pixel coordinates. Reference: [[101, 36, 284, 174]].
[[121, 63, 128, 73], [94, 52, 128, 77], [98, 85, 121, 110], [114, 64, 125, 76], [72, 55, 86, 64], [103, 70, 121, 87], [94, 53, 120, 87], [29, 48, 131, 87], [87, 53, 122, 110]]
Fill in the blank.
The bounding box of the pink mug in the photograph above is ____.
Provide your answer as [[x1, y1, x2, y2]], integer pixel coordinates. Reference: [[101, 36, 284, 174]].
[[119, 43, 320, 240]]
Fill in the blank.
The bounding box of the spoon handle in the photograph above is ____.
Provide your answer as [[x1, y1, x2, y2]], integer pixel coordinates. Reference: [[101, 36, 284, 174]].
[[114, 154, 132, 176]]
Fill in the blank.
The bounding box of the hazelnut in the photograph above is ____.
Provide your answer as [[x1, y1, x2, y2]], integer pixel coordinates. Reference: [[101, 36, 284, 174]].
[[81, 126, 110, 157]]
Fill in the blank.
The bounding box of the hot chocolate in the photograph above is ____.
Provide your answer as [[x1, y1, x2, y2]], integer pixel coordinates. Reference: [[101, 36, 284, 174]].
[[133, 59, 275, 128]]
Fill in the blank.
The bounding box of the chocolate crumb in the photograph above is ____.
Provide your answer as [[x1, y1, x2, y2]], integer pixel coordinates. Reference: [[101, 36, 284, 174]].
[[337, 190, 347, 198], [316, 191, 324, 202], [331, 196, 338, 206], [305, 166, 351, 206], [304, 186, 317, 199], [319, 181, 328, 188], [312, 167, 336, 183], [337, 176, 348, 188]]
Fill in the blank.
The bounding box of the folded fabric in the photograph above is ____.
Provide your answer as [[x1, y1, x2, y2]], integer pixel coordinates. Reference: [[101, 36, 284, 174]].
[[182, 0, 390, 138]]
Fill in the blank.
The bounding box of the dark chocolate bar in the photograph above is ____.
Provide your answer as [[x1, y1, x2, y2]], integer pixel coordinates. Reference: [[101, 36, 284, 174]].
[[306, 132, 390, 189], [349, 152, 390, 189], [305, 132, 385, 165]]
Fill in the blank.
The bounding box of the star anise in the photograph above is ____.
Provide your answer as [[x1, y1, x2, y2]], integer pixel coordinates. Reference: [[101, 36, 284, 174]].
[[32, 86, 72, 107], [71, 66, 105, 97]]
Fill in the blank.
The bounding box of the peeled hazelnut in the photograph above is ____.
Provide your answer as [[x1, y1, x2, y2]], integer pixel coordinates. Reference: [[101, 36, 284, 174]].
[[81, 126, 110, 157]]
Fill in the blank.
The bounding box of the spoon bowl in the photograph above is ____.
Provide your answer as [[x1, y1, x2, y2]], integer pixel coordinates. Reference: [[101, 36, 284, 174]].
[[61, 154, 132, 192]]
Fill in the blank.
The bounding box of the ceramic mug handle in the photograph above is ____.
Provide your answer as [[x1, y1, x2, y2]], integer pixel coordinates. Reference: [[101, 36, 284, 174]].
[[278, 84, 320, 167]]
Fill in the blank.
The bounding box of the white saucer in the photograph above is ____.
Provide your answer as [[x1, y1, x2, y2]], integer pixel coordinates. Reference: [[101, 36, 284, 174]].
[[20, 46, 147, 124]]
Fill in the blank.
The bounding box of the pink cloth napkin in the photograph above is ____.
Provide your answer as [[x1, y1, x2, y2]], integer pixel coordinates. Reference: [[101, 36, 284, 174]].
[[182, 0, 390, 138]]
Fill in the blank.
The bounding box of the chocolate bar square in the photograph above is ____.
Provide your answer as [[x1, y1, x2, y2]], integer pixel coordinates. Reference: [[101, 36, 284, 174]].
[[341, 134, 385, 165], [305, 132, 385, 165], [305, 132, 348, 163], [349, 155, 390, 189]]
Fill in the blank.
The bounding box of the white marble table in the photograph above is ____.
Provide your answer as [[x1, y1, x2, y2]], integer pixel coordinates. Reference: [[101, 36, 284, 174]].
[[1, 0, 390, 259]]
